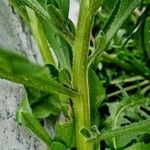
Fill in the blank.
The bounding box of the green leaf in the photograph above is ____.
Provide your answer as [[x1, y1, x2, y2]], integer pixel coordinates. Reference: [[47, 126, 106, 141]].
[[117, 52, 150, 79], [47, 0, 58, 6], [94, 31, 106, 51], [0, 47, 78, 97], [50, 142, 67, 150], [103, 0, 142, 44], [47, 0, 70, 22], [105, 95, 150, 149], [26, 6, 54, 65], [10, 0, 29, 24], [124, 143, 150, 150], [42, 20, 72, 71], [36, 0, 47, 9], [47, 4, 65, 27], [55, 118, 74, 147], [16, 92, 52, 147], [32, 94, 61, 119], [67, 19, 76, 36], [59, 68, 72, 87], [91, 119, 150, 142], [46, 64, 59, 80], [22, 0, 73, 45], [80, 128, 92, 139], [55, 0, 70, 21], [25, 87, 46, 105], [144, 17, 150, 57], [89, 68, 105, 125]]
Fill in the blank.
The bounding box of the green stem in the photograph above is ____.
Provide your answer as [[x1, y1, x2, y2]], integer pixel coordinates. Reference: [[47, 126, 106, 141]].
[[72, 1, 95, 150]]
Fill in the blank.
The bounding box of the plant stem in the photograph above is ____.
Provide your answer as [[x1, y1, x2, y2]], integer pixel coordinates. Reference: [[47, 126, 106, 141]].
[[72, 1, 94, 150]]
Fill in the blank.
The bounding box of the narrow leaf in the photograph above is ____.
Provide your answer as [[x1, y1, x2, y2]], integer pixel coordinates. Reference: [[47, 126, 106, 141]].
[[26, 7, 54, 65], [91, 0, 142, 62], [22, 0, 74, 45], [89, 119, 150, 142], [103, 0, 141, 44], [55, 0, 70, 20], [16, 92, 53, 147], [0, 47, 78, 97]]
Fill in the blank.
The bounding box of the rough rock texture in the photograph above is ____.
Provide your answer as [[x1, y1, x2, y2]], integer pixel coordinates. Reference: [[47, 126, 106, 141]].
[[0, 0, 78, 149]]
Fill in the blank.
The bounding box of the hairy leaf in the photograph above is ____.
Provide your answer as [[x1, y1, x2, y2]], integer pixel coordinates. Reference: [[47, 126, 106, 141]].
[[105, 95, 150, 148], [0, 47, 78, 97], [94, 119, 150, 142], [103, 0, 142, 44]]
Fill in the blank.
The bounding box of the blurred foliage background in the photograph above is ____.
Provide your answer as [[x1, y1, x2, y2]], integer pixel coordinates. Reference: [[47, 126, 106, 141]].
[[91, 0, 150, 149]]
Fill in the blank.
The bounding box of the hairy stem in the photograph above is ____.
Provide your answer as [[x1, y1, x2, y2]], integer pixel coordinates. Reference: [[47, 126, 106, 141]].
[[72, 1, 95, 150]]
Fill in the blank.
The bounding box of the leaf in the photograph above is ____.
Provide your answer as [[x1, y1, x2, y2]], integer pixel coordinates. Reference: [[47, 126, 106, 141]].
[[46, 64, 59, 80], [117, 52, 150, 79], [55, 0, 70, 21], [25, 87, 46, 105], [93, 119, 150, 142], [47, 0, 58, 6], [16, 92, 53, 147], [55, 118, 74, 147], [26, 6, 54, 65], [80, 128, 91, 138], [67, 19, 76, 36], [36, 0, 47, 9], [32, 94, 61, 119], [89, 68, 105, 125], [103, 0, 142, 44], [0, 47, 78, 97], [90, 0, 140, 63], [10, 0, 29, 24], [94, 31, 106, 51], [105, 95, 150, 149], [47, 0, 70, 21], [144, 17, 150, 57], [47, 4, 65, 27], [59, 68, 72, 87], [50, 142, 67, 150], [124, 143, 150, 150], [22, 0, 73, 45], [42, 20, 72, 71]]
